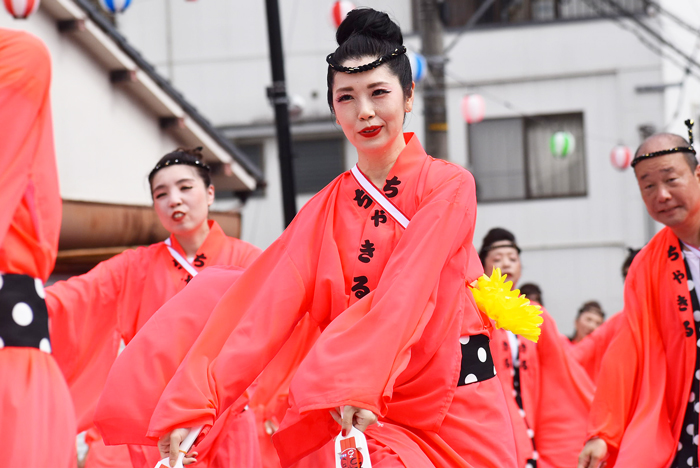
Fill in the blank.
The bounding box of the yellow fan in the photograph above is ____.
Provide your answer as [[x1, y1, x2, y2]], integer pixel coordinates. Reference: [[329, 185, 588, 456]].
[[469, 268, 543, 343]]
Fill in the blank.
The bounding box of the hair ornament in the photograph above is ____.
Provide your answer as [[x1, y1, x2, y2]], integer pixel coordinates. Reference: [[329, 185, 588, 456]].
[[326, 45, 407, 74], [149, 151, 211, 181], [631, 118, 696, 168]]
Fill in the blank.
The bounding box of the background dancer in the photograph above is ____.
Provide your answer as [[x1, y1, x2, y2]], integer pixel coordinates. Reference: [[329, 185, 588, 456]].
[[0, 28, 76, 468], [480, 227, 594, 468], [579, 125, 700, 468], [46, 147, 262, 468], [106, 8, 518, 467]]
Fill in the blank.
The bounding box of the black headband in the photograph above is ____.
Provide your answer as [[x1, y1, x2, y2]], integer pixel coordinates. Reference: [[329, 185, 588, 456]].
[[483, 242, 521, 255], [149, 149, 210, 181], [326, 46, 407, 74], [631, 119, 696, 168]]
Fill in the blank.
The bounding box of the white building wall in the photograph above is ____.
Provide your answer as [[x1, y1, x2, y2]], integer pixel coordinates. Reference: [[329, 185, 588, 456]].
[[1, 12, 183, 207], [115, 0, 668, 329]]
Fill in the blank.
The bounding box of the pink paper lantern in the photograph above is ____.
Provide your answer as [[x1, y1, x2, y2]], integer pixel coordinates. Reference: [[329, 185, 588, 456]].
[[330, 1, 355, 28], [610, 145, 632, 170], [461, 94, 485, 124], [4, 0, 40, 18]]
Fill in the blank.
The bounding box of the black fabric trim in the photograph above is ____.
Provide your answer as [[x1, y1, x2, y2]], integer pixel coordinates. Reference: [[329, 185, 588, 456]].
[[457, 334, 496, 387], [0, 274, 50, 351]]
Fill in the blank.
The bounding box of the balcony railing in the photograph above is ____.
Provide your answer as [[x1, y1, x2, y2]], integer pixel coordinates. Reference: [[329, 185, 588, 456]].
[[413, 0, 647, 29]]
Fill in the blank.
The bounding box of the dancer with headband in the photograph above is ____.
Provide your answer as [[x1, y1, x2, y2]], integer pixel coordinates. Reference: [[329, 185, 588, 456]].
[[46, 147, 263, 468], [101, 8, 519, 467]]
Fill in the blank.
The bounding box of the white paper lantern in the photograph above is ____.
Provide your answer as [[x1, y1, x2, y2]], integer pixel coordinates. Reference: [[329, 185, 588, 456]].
[[610, 145, 632, 170], [330, 1, 355, 28], [550, 131, 576, 158], [407, 51, 427, 83], [98, 0, 132, 14], [4, 0, 40, 19], [461, 94, 485, 124]]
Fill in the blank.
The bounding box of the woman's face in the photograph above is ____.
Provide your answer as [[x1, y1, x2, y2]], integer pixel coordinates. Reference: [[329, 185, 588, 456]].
[[483, 243, 522, 286], [151, 165, 214, 236], [575, 311, 604, 342], [331, 59, 414, 159]]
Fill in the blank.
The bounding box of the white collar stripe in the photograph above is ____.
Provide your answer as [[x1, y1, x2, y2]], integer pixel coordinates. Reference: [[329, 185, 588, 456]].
[[351, 165, 410, 229], [164, 238, 199, 277]]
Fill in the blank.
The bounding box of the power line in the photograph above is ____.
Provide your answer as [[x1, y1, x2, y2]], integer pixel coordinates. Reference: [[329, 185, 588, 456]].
[[579, 0, 700, 80], [646, 0, 699, 36], [594, 0, 700, 75]]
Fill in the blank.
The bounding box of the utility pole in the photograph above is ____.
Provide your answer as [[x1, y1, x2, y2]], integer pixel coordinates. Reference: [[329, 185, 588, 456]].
[[418, 0, 448, 160], [265, 0, 297, 227]]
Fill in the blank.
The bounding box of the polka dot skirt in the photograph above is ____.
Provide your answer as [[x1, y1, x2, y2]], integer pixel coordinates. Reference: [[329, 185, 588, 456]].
[[458, 334, 496, 387], [674, 256, 700, 468], [0, 274, 51, 353]]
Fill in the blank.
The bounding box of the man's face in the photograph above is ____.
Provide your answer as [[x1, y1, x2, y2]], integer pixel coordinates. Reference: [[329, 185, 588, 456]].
[[635, 152, 700, 228], [483, 242, 522, 286]]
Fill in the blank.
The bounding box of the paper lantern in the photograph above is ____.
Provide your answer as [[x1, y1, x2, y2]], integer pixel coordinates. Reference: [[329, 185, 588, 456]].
[[330, 1, 355, 28], [407, 51, 427, 83], [461, 94, 485, 124], [3, 0, 40, 19], [98, 0, 132, 14], [610, 145, 632, 170], [550, 131, 575, 158]]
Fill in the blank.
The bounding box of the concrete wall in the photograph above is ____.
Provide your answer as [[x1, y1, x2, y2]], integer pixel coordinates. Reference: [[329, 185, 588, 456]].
[[113, 0, 670, 329], [1, 11, 182, 207]]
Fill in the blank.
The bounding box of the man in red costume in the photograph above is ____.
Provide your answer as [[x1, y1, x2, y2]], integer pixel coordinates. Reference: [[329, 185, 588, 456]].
[[481, 228, 594, 468], [0, 28, 76, 467], [579, 122, 700, 467]]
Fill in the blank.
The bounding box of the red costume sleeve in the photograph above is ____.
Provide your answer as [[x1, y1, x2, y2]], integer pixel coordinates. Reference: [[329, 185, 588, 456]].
[[570, 312, 624, 382], [94, 265, 247, 446], [46, 248, 148, 431], [0, 29, 60, 281], [535, 311, 594, 467]]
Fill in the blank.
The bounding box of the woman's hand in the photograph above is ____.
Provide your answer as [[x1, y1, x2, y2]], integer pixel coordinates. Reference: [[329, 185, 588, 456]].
[[577, 438, 608, 468], [158, 429, 198, 466], [329, 406, 378, 436]]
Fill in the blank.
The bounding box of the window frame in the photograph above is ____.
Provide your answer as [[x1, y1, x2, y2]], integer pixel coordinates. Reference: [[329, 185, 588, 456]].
[[468, 111, 588, 203]]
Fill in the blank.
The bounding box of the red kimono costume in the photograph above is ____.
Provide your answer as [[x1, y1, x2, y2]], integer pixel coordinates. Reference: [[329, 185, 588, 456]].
[[116, 133, 517, 467], [490, 310, 594, 468], [569, 312, 624, 383], [587, 227, 700, 466], [46, 220, 262, 468], [0, 28, 76, 468]]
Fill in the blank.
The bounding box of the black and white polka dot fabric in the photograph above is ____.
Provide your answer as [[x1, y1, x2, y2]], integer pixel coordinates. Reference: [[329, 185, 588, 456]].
[[0, 274, 51, 352], [674, 254, 700, 468], [458, 334, 496, 387]]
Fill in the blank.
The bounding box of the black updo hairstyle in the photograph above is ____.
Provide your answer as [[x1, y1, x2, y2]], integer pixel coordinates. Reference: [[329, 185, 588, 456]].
[[326, 8, 413, 113], [148, 147, 212, 194]]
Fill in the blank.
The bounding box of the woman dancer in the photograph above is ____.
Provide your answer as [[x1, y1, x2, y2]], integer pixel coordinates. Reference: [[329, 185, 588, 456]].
[[103, 9, 517, 467], [46, 148, 262, 468], [0, 28, 76, 468]]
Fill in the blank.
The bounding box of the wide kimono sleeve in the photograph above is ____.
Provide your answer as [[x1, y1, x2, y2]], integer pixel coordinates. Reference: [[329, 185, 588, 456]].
[[0, 30, 52, 246], [570, 312, 624, 382], [535, 311, 594, 467], [586, 274, 643, 454], [146, 230, 316, 439], [46, 248, 148, 431]]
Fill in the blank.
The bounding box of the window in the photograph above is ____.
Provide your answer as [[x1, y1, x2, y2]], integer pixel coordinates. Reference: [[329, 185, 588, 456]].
[[468, 112, 586, 201], [412, 0, 646, 29], [292, 137, 345, 194]]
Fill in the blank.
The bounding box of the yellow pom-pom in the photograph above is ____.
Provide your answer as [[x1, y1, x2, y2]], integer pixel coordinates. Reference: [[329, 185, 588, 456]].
[[469, 268, 543, 342]]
